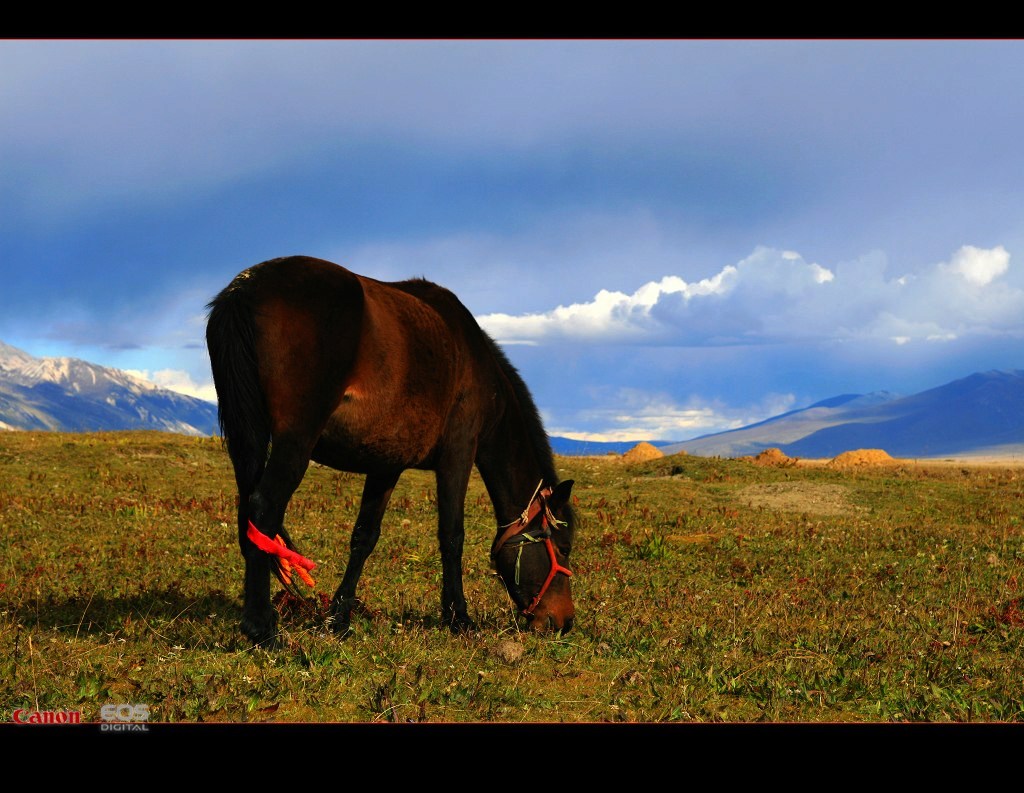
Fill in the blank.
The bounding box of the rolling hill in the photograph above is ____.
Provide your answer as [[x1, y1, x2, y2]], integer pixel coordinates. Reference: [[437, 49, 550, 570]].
[[659, 370, 1024, 459]]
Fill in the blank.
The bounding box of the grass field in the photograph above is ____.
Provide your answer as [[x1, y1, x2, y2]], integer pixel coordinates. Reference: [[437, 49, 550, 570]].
[[1, 431, 1022, 724]]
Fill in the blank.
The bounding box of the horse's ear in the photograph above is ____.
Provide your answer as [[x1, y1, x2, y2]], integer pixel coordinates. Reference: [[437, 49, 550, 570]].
[[548, 479, 574, 510]]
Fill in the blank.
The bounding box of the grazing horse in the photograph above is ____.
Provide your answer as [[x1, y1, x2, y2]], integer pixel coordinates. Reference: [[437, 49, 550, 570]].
[[205, 256, 576, 647]]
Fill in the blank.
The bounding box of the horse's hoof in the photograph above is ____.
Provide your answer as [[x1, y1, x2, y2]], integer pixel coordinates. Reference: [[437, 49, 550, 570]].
[[242, 629, 280, 649], [328, 597, 356, 639], [328, 616, 354, 639], [447, 614, 477, 634], [241, 613, 279, 649]]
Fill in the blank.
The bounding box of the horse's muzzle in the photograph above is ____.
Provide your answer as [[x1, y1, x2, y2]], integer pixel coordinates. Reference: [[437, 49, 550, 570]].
[[525, 585, 575, 634]]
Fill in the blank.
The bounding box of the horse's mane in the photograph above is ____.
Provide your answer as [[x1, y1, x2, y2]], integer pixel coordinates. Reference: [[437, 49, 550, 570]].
[[479, 331, 560, 487], [482, 331, 578, 540], [394, 275, 560, 487]]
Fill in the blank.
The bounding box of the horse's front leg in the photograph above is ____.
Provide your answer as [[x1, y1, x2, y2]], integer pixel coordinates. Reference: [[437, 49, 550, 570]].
[[436, 464, 476, 634], [330, 471, 400, 637]]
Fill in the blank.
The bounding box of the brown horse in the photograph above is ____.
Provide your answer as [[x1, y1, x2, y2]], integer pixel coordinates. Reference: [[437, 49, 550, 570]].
[[206, 255, 576, 647]]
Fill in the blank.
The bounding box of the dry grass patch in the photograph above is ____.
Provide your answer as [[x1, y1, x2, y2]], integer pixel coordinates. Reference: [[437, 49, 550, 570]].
[[4, 432, 1024, 724], [737, 482, 860, 516]]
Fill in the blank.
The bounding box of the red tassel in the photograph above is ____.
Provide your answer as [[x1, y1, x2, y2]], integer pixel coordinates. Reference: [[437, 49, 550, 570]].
[[246, 521, 317, 573]]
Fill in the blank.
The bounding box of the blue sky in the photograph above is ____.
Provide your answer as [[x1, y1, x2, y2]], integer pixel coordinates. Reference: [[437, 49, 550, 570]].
[[2, 39, 1023, 442]]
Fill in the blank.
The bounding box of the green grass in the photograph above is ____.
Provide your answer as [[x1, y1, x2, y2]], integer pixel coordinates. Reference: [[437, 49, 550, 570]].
[[1, 431, 1022, 723]]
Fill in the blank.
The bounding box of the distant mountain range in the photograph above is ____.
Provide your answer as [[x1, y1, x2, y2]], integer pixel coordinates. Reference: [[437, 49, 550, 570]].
[[2, 339, 1022, 459], [0, 340, 217, 436], [657, 370, 1024, 459]]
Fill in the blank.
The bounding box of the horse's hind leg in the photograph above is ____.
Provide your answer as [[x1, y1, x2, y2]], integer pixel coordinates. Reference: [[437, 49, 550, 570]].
[[329, 471, 400, 637], [241, 436, 312, 647]]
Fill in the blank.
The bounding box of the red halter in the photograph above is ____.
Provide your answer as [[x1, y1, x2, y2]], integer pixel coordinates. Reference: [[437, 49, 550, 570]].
[[491, 483, 573, 616]]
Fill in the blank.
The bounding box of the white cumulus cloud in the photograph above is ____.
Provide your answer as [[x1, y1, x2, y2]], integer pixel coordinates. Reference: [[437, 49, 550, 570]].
[[126, 368, 217, 402], [942, 244, 1009, 286], [478, 273, 733, 344], [477, 244, 1022, 348]]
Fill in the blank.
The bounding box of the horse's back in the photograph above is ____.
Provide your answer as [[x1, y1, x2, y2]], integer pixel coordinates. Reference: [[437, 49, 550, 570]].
[[226, 256, 488, 472], [225, 257, 364, 439]]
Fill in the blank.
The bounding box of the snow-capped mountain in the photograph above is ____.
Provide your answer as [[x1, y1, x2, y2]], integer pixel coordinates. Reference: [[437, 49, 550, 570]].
[[0, 340, 217, 435]]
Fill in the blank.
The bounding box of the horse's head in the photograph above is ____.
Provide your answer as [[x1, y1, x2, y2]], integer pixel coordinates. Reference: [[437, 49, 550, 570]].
[[491, 479, 576, 634]]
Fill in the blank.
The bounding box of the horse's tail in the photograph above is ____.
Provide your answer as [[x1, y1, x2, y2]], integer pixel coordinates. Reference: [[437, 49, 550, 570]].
[[205, 281, 270, 499]]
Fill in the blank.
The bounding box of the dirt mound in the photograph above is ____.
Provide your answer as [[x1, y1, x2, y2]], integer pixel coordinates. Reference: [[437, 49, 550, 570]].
[[739, 447, 796, 467], [754, 447, 795, 466], [829, 448, 897, 467], [622, 442, 665, 463]]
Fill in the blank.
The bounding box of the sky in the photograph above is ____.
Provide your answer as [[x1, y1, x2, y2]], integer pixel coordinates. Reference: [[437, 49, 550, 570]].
[[2, 39, 1024, 443]]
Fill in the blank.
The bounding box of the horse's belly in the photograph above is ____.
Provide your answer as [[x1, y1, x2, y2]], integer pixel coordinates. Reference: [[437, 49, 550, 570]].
[[313, 394, 443, 473]]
